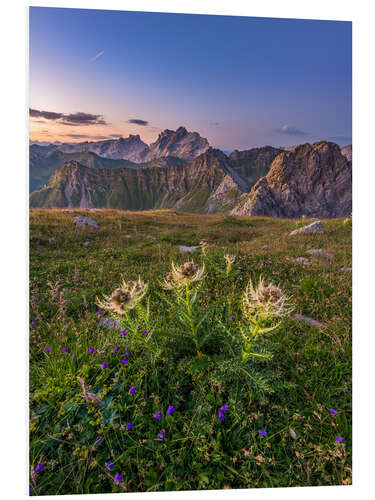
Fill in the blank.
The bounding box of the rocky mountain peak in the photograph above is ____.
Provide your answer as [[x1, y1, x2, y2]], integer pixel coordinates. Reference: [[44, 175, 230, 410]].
[[146, 126, 209, 162], [231, 140, 351, 218]]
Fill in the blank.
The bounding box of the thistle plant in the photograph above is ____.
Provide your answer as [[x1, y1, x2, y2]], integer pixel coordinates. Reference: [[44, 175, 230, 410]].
[[239, 277, 293, 361], [224, 254, 236, 277], [96, 277, 157, 355], [163, 261, 207, 356]]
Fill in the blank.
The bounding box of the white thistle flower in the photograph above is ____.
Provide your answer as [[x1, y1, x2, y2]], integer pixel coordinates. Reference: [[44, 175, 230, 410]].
[[96, 276, 148, 314], [243, 276, 293, 319], [163, 261, 205, 289]]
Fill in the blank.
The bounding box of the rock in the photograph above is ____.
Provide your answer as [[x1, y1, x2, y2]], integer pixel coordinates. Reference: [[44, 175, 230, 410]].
[[290, 257, 310, 265], [99, 317, 121, 330], [146, 235, 157, 241], [74, 216, 99, 229], [289, 221, 323, 236], [179, 245, 201, 253], [294, 314, 324, 329], [341, 144, 352, 162], [83, 241, 90, 246], [90, 208, 103, 213], [231, 141, 352, 217], [341, 267, 352, 272], [125, 235, 132, 239], [306, 249, 335, 260], [289, 428, 297, 440]]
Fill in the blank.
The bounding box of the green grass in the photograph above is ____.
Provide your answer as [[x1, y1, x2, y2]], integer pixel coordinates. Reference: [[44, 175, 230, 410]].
[[29, 209, 352, 495]]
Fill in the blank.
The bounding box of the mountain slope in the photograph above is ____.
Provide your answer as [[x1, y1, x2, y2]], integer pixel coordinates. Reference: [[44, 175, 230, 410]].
[[29, 149, 188, 193], [29, 149, 246, 212], [231, 141, 352, 217], [229, 146, 285, 186]]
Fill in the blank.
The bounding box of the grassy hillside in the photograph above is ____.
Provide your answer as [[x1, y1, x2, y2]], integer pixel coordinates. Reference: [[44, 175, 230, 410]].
[[29, 209, 352, 495]]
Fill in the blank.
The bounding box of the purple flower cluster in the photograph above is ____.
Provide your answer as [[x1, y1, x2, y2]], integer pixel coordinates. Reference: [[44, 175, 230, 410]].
[[259, 429, 267, 437], [218, 403, 229, 421], [34, 463, 44, 473], [113, 473, 123, 485]]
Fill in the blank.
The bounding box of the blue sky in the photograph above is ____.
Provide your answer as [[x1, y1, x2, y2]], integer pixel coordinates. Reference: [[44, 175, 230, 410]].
[[29, 7, 352, 149]]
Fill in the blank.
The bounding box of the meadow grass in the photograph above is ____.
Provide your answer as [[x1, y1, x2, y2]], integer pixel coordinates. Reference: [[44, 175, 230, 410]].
[[29, 209, 352, 495]]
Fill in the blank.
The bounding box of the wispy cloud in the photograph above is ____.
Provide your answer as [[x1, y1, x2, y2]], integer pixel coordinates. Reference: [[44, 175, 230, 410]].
[[90, 50, 104, 62], [29, 109, 108, 126], [127, 119, 149, 126], [62, 134, 110, 140], [276, 125, 308, 136]]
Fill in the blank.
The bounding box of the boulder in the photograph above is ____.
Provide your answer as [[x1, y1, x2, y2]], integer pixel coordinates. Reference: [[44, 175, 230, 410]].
[[99, 317, 121, 330], [74, 216, 99, 229], [294, 314, 324, 329], [306, 249, 335, 260], [290, 257, 310, 265], [179, 245, 201, 253], [289, 221, 323, 236]]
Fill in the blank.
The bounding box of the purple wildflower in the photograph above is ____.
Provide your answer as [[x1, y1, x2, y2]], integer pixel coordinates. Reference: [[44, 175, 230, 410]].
[[61, 348, 67, 354], [34, 463, 44, 473], [259, 429, 267, 437], [126, 422, 133, 430], [335, 436, 344, 443], [143, 329, 149, 335], [157, 431, 165, 440], [101, 362, 109, 369], [344, 388, 349, 393], [89, 348, 95, 354], [106, 460, 114, 471], [121, 358, 128, 364], [31, 321, 35, 327], [120, 330, 127, 336], [45, 346, 51, 353], [125, 351, 130, 356], [96, 311, 101, 315], [113, 345, 120, 352], [137, 325, 141, 330], [114, 473, 123, 485], [94, 438, 102, 445], [129, 386, 137, 394], [329, 408, 338, 415], [350, 402, 352, 409], [218, 410, 226, 421], [166, 405, 176, 415], [231, 316, 235, 320], [35, 317, 40, 322], [154, 411, 162, 420], [220, 404, 229, 412], [29, 486, 33, 494]]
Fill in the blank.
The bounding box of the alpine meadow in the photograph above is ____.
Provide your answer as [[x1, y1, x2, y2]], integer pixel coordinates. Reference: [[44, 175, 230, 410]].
[[29, 7, 352, 496]]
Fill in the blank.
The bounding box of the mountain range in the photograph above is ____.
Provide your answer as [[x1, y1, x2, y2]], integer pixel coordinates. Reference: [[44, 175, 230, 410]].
[[30, 126, 352, 217]]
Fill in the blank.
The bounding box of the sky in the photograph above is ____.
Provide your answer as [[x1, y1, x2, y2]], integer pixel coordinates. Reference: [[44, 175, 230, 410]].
[[29, 7, 352, 150]]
